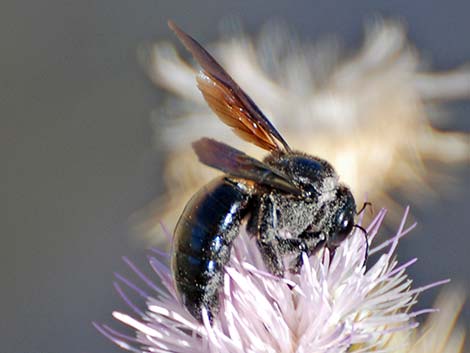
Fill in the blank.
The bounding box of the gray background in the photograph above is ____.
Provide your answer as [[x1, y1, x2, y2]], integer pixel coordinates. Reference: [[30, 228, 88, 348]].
[[2, 1, 469, 352]]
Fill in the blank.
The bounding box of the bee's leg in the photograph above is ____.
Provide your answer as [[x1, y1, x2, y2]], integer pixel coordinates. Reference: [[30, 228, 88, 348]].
[[288, 257, 305, 274], [257, 238, 285, 277], [253, 196, 285, 277], [277, 238, 306, 254], [285, 231, 326, 273]]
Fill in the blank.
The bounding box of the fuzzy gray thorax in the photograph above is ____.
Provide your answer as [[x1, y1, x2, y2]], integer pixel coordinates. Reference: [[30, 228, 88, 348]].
[[269, 180, 340, 241]]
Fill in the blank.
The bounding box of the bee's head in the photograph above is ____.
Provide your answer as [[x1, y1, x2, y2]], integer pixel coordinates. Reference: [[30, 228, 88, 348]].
[[327, 185, 356, 248]]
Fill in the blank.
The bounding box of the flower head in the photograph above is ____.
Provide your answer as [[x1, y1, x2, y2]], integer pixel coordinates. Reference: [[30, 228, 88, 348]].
[[96, 208, 449, 353]]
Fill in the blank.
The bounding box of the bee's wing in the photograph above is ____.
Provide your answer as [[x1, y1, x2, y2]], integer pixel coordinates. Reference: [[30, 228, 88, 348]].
[[169, 20, 291, 153], [193, 138, 301, 195]]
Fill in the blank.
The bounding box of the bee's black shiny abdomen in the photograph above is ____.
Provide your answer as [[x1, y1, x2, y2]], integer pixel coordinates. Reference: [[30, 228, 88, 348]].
[[172, 177, 250, 321]]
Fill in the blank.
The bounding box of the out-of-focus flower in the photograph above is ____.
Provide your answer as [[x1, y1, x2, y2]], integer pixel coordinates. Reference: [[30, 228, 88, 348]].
[[134, 19, 470, 246], [388, 288, 466, 353], [96, 208, 454, 353]]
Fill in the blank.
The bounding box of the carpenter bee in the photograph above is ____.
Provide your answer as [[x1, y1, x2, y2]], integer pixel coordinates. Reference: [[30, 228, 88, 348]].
[[168, 21, 362, 323]]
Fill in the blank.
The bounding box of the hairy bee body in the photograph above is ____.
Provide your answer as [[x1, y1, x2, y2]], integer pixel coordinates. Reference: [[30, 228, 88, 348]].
[[168, 21, 358, 323], [172, 154, 355, 321]]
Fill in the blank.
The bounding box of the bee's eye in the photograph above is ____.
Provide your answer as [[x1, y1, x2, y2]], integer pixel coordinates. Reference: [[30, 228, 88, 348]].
[[330, 209, 354, 245]]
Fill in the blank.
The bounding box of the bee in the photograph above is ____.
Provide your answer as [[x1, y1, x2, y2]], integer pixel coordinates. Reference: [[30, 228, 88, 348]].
[[168, 21, 363, 323]]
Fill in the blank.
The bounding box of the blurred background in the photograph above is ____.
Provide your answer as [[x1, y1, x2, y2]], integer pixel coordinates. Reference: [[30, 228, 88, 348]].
[[2, 1, 469, 353]]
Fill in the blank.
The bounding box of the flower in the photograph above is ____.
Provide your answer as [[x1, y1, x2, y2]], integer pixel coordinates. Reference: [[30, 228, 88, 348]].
[[388, 288, 466, 353], [133, 19, 470, 246], [95, 207, 451, 353]]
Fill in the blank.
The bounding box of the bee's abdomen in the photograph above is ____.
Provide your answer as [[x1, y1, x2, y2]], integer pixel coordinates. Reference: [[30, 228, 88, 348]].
[[172, 177, 249, 322]]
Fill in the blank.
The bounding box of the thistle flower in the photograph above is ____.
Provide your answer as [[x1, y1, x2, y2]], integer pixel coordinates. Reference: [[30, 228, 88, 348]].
[[388, 288, 466, 353], [95, 208, 452, 353], [134, 20, 470, 244]]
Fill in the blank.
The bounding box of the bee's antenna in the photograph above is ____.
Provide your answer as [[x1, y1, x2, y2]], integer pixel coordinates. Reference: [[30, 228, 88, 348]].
[[353, 224, 369, 267], [356, 202, 372, 215]]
